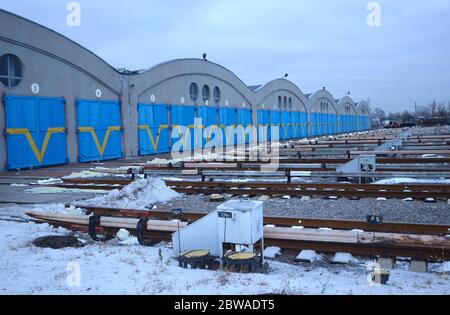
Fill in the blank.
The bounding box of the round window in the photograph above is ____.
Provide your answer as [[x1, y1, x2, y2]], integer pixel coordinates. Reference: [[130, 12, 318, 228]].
[[189, 83, 198, 102], [0, 54, 23, 88]]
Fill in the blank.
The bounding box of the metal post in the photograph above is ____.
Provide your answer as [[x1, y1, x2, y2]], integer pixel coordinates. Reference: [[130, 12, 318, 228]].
[[177, 220, 181, 254]]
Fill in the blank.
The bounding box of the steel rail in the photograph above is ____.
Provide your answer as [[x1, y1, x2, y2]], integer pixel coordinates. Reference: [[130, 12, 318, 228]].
[[139, 157, 450, 165], [30, 209, 450, 261], [75, 205, 450, 235]]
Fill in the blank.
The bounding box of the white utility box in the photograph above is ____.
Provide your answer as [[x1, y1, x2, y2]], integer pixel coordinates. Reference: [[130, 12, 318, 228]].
[[172, 200, 264, 258], [217, 200, 263, 246], [336, 155, 376, 173]]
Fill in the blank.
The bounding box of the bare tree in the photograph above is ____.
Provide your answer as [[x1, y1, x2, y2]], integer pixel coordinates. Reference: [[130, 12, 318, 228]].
[[428, 100, 437, 117], [372, 107, 386, 121], [401, 110, 413, 122], [416, 105, 430, 118], [437, 102, 446, 117], [387, 112, 401, 120]]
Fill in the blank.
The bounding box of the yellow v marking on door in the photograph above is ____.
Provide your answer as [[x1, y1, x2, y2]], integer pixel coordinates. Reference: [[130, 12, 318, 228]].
[[78, 126, 120, 157], [6, 128, 65, 164], [138, 125, 169, 151]]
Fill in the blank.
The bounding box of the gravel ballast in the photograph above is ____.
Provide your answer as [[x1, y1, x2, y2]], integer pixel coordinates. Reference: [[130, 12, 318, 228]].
[[163, 195, 450, 225]]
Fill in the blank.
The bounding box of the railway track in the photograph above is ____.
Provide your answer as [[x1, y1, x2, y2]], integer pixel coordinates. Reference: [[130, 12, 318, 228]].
[[28, 205, 450, 261], [137, 157, 450, 166], [58, 178, 450, 200], [76, 205, 450, 235], [164, 181, 450, 200]]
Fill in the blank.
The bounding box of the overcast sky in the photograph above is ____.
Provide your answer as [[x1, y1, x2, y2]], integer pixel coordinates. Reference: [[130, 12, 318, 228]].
[[2, 0, 450, 113]]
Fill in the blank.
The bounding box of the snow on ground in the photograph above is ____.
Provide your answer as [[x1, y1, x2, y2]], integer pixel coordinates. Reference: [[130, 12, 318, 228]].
[[36, 178, 62, 185], [264, 247, 281, 258], [147, 152, 244, 164], [0, 219, 449, 295], [439, 262, 450, 273], [332, 253, 356, 264], [374, 178, 450, 185], [25, 187, 110, 194], [77, 178, 180, 210], [63, 170, 111, 179], [0, 203, 85, 221]]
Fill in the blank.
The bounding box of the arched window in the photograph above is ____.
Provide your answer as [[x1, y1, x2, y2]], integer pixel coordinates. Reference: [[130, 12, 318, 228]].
[[0, 54, 23, 88], [283, 96, 287, 108], [202, 85, 210, 103], [189, 83, 198, 102], [213, 86, 221, 104], [278, 96, 282, 108], [288, 97, 292, 108]]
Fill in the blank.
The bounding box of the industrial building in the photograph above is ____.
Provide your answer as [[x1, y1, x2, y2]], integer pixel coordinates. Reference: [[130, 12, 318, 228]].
[[0, 9, 371, 171]]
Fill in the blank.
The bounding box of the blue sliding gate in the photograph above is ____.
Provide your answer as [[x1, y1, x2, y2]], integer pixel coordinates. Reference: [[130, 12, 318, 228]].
[[5, 95, 67, 170], [300, 112, 307, 137], [218, 108, 236, 146], [76, 99, 122, 162], [171, 105, 195, 152], [138, 104, 170, 155], [281, 111, 291, 140], [237, 108, 252, 144], [291, 112, 299, 138], [257, 110, 270, 143], [197, 106, 218, 148], [269, 110, 281, 141]]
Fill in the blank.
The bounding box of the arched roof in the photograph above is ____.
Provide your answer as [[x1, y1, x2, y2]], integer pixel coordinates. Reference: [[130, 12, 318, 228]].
[[337, 96, 358, 115], [0, 9, 121, 95], [356, 101, 371, 116], [307, 89, 338, 114]]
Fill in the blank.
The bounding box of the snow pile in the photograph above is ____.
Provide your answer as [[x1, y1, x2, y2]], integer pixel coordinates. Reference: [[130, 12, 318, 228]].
[[374, 178, 450, 185], [93, 166, 142, 173], [63, 170, 110, 179], [422, 154, 444, 158], [332, 253, 356, 264], [264, 247, 281, 258], [79, 178, 180, 209], [10, 183, 28, 187], [36, 178, 62, 185], [148, 158, 179, 165], [438, 262, 450, 273], [116, 229, 139, 246], [296, 250, 321, 263]]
